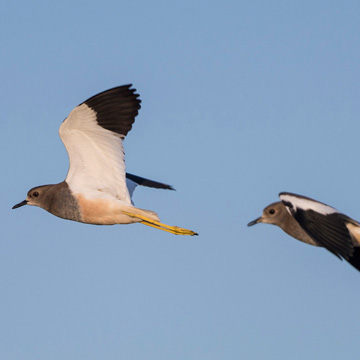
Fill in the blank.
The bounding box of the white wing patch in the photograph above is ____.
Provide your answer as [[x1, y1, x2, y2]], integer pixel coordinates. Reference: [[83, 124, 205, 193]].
[[59, 103, 131, 204], [280, 193, 339, 215]]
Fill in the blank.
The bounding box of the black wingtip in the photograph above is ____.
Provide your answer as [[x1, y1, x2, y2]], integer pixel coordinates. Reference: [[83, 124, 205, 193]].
[[126, 173, 175, 191], [82, 85, 141, 137], [347, 247, 360, 272]]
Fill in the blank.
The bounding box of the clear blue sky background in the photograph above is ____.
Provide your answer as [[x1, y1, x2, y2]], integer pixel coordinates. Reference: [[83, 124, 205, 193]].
[[1, 1, 360, 359]]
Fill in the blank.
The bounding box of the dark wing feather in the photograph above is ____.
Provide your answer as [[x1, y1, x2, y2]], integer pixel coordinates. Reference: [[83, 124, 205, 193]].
[[126, 173, 174, 190], [82, 84, 141, 137], [294, 209, 354, 260], [346, 247, 360, 271]]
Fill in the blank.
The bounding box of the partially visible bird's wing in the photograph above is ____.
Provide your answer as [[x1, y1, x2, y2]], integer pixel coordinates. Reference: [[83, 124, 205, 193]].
[[344, 216, 360, 246], [126, 172, 174, 199], [345, 247, 360, 271], [59, 85, 141, 204], [279, 192, 354, 260]]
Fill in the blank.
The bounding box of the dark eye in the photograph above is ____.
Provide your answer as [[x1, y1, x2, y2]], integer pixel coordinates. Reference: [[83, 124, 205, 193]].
[[33, 191, 39, 197], [269, 208, 275, 215]]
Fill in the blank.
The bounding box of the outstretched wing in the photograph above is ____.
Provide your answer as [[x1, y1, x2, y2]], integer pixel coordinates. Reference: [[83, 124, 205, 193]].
[[59, 85, 141, 204], [279, 192, 354, 260], [126, 172, 174, 201]]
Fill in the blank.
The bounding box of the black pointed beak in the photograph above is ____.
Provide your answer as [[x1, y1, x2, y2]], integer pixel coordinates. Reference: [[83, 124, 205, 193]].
[[12, 200, 28, 209], [247, 217, 261, 227]]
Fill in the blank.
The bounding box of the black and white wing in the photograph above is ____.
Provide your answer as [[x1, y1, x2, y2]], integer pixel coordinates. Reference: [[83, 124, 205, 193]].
[[279, 192, 354, 260], [59, 85, 141, 204]]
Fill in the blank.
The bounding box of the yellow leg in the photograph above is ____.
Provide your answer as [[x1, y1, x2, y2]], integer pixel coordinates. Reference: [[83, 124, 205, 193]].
[[139, 221, 189, 235], [122, 211, 198, 236]]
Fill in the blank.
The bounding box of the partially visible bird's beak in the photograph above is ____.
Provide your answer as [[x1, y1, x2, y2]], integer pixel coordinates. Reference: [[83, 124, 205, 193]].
[[247, 216, 262, 226], [12, 200, 28, 209]]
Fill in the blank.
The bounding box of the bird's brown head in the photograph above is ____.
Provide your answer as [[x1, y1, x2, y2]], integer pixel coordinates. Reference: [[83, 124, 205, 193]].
[[248, 201, 289, 227], [12, 185, 55, 211]]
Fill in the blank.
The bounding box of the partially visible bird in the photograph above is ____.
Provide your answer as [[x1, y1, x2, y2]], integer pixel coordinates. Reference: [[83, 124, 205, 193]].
[[248, 192, 360, 271]]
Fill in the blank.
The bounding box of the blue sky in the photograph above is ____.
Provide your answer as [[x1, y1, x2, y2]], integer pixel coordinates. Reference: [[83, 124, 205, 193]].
[[2, 1, 360, 359]]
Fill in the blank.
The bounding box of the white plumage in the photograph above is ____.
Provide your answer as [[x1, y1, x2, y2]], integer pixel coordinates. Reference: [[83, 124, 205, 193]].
[[60, 103, 131, 204]]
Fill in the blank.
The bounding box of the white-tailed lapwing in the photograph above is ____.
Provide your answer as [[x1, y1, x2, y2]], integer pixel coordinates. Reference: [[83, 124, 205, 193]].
[[13, 85, 197, 236], [248, 192, 360, 271]]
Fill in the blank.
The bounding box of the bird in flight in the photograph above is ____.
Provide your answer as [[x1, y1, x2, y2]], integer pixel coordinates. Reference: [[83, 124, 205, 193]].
[[248, 192, 360, 271], [13, 85, 197, 236]]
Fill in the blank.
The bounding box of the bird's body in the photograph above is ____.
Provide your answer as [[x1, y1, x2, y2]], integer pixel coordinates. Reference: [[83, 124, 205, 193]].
[[23, 181, 159, 226], [13, 85, 197, 236], [248, 192, 360, 271]]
